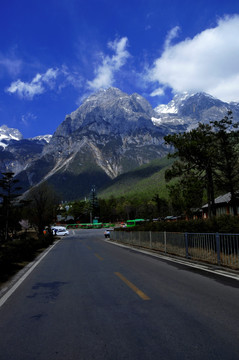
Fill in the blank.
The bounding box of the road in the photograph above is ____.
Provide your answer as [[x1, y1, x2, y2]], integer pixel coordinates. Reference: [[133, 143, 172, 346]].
[[0, 229, 239, 360]]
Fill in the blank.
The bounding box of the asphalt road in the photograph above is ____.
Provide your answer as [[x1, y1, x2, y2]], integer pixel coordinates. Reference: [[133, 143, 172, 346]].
[[0, 229, 239, 360]]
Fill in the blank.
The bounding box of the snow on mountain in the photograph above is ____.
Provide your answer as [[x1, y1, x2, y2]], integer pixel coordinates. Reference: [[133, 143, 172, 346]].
[[153, 92, 239, 131], [2, 87, 239, 201], [154, 92, 192, 115], [0, 124, 52, 149], [0, 125, 23, 148], [30, 135, 52, 143]]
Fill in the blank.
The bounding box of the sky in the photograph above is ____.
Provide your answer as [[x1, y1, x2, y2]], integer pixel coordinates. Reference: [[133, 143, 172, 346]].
[[1, 0, 239, 138]]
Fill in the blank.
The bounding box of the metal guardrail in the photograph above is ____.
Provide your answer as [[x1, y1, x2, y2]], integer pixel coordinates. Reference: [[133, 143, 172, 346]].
[[110, 231, 239, 269]]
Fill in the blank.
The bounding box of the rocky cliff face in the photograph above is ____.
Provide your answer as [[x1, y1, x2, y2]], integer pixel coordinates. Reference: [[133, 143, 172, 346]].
[[40, 87, 168, 181]]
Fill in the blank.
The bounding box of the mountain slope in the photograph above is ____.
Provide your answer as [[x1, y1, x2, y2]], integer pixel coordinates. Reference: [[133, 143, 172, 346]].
[[99, 156, 174, 200], [16, 87, 169, 198]]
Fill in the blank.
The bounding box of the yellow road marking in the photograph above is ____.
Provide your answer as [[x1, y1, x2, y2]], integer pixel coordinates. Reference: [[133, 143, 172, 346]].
[[94, 253, 104, 261], [86, 246, 92, 250], [114, 272, 150, 300]]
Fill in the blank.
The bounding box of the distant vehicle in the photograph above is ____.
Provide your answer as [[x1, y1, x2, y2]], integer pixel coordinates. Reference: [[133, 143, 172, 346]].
[[120, 222, 127, 228], [51, 226, 69, 236], [126, 219, 145, 227]]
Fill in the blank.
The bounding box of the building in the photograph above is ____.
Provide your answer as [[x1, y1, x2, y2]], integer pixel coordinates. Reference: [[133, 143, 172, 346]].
[[202, 192, 239, 218]]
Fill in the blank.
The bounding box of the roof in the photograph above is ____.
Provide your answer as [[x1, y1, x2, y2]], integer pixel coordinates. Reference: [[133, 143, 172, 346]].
[[202, 192, 237, 208]]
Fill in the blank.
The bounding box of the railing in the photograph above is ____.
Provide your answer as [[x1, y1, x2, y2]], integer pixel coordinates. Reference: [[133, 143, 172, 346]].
[[110, 231, 239, 270]]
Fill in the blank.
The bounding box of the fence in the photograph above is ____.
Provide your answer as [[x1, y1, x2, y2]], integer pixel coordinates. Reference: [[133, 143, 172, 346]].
[[110, 231, 239, 270]]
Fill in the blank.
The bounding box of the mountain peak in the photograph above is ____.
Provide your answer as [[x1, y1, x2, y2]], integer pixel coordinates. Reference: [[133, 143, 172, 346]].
[[153, 91, 237, 130], [55, 87, 156, 137], [29, 134, 52, 143], [0, 125, 23, 148], [83, 87, 127, 104]]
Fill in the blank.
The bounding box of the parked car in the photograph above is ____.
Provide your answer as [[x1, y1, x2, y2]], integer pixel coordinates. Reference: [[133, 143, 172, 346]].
[[51, 226, 69, 236]]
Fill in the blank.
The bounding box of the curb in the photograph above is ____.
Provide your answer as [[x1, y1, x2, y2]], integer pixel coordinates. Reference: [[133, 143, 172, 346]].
[[105, 239, 239, 281]]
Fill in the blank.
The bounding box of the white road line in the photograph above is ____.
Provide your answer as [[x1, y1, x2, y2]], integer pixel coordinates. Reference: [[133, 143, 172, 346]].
[[0, 240, 60, 308]]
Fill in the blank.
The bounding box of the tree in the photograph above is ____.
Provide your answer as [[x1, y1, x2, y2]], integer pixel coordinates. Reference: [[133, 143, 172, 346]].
[[164, 123, 217, 218], [68, 200, 90, 223], [210, 111, 239, 215], [0, 172, 22, 242], [166, 173, 204, 217], [152, 194, 169, 217], [25, 182, 59, 236]]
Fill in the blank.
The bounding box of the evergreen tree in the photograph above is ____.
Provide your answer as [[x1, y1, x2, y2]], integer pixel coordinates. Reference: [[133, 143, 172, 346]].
[[210, 111, 239, 215], [0, 172, 22, 242], [69, 200, 90, 223], [164, 123, 217, 218], [152, 194, 169, 217]]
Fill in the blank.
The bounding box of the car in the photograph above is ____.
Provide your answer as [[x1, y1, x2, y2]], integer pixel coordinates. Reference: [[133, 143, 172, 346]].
[[51, 226, 69, 236]]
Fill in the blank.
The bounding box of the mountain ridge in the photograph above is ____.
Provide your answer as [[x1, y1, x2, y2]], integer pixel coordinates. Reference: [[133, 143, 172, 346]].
[[1, 88, 238, 200]]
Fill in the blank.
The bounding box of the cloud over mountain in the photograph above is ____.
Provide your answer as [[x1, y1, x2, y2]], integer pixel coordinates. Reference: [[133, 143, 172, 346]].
[[6, 68, 59, 99], [149, 15, 239, 102], [87, 37, 130, 91]]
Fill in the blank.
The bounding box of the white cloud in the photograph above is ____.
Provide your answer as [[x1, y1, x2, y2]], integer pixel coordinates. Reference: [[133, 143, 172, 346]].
[[164, 26, 180, 50], [0, 57, 22, 76], [0, 50, 22, 77], [60, 65, 84, 90], [21, 112, 37, 126], [150, 87, 165, 97], [87, 37, 130, 91], [6, 68, 59, 99], [148, 15, 239, 102]]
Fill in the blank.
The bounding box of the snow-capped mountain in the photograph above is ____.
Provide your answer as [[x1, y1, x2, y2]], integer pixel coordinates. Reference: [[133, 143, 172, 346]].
[[1, 87, 239, 200], [0, 125, 23, 148], [0, 126, 52, 175], [0, 125, 52, 149], [30, 135, 52, 143], [154, 92, 192, 115], [153, 92, 239, 131], [16, 87, 169, 199]]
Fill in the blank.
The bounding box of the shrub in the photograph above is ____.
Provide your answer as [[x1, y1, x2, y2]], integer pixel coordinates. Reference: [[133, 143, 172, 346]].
[[0, 233, 54, 283], [118, 215, 239, 233]]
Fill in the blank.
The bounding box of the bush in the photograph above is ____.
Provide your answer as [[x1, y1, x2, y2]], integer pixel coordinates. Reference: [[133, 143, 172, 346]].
[[118, 215, 239, 233], [0, 233, 54, 283]]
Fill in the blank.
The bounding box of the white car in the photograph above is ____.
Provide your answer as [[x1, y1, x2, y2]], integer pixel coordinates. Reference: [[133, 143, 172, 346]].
[[51, 226, 69, 236]]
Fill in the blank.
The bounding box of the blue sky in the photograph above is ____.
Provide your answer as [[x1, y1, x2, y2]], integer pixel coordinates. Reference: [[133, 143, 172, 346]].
[[1, 0, 239, 138]]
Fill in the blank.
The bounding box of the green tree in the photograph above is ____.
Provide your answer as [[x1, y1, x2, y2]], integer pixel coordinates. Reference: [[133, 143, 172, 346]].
[[69, 200, 90, 223], [166, 173, 204, 217], [25, 182, 59, 236], [0, 172, 22, 242], [165, 123, 217, 218], [152, 194, 169, 217], [98, 196, 118, 222], [210, 111, 239, 215]]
